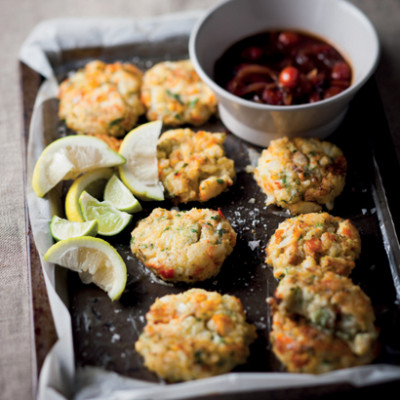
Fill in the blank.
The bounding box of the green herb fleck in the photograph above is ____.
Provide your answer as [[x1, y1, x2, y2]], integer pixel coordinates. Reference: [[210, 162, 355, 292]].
[[313, 308, 330, 327], [290, 286, 303, 305], [217, 335, 225, 343], [188, 97, 199, 108], [166, 89, 184, 105], [109, 117, 123, 127], [174, 113, 183, 120]]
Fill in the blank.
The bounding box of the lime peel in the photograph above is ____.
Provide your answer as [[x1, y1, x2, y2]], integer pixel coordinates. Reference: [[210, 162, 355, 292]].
[[50, 215, 98, 241], [104, 174, 142, 213], [79, 191, 132, 236]]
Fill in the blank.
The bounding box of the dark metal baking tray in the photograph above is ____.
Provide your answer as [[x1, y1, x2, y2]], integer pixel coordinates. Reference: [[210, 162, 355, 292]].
[[21, 33, 400, 399]]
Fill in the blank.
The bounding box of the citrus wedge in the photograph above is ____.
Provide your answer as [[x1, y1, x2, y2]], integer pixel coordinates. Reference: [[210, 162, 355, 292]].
[[65, 168, 114, 222], [44, 236, 127, 300], [104, 174, 142, 213], [32, 135, 126, 197], [50, 215, 98, 241], [79, 191, 132, 236], [118, 120, 164, 201]]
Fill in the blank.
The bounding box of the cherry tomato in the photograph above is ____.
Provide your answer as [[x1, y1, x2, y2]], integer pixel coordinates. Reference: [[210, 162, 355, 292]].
[[262, 87, 284, 105], [324, 86, 343, 99], [279, 66, 300, 88], [309, 92, 321, 103], [241, 46, 263, 61], [331, 61, 351, 81], [278, 31, 300, 47]]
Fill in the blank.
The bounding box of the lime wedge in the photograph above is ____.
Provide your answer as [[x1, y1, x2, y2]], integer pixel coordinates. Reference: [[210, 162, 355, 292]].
[[65, 168, 114, 222], [104, 174, 142, 213], [44, 236, 127, 300], [50, 215, 98, 241], [118, 120, 164, 201], [32, 135, 126, 197], [79, 191, 132, 236]]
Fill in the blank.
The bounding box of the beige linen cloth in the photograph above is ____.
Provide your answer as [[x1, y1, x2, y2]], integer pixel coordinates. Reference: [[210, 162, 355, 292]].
[[2, 0, 400, 399]]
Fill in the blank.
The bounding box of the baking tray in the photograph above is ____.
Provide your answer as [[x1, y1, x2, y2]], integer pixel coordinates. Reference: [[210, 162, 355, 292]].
[[21, 33, 400, 399]]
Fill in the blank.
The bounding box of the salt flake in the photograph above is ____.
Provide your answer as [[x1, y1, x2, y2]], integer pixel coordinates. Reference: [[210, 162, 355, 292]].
[[248, 240, 260, 251]]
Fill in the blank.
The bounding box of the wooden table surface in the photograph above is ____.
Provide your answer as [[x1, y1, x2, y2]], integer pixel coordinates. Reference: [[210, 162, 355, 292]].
[[2, 1, 400, 399]]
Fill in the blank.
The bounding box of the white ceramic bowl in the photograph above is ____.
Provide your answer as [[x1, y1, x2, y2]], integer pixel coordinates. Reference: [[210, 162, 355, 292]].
[[189, 0, 379, 146]]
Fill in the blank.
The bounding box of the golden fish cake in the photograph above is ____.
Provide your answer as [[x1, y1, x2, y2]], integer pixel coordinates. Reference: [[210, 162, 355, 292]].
[[141, 59, 217, 126], [130, 207, 236, 283], [266, 212, 361, 279], [135, 288, 257, 382], [157, 128, 235, 203], [253, 137, 347, 214], [58, 60, 145, 137], [270, 270, 378, 357], [268, 304, 377, 374]]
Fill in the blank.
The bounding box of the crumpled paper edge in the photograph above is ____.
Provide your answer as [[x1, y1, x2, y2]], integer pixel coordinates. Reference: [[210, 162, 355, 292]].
[[19, 12, 205, 79], [22, 13, 400, 400]]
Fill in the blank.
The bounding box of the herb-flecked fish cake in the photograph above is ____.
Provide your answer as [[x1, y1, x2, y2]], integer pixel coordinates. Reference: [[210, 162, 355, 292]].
[[269, 270, 379, 358], [130, 208, 236, 283], [58, 60, 145, 137], [157, 128, 235, 203], [141, 59, 217, 126], [135, 288, 257, 382], [253, 137, 347, 214], [268, 305, 377, 374], [266, 212, 361, 279]]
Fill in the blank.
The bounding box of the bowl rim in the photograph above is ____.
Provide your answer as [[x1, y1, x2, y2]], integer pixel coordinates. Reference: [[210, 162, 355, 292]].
[[189, 0, 380, 111]]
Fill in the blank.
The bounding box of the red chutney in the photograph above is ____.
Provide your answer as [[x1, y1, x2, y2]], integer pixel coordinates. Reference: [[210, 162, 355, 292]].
[[214, 30, 352, 106]]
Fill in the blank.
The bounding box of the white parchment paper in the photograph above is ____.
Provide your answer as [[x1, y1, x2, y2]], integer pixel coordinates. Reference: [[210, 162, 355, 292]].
[[20, 13, 400, 400]]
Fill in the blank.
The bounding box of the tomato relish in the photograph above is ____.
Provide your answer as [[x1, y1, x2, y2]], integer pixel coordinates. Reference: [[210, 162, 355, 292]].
[[214, 30, 352, 106]]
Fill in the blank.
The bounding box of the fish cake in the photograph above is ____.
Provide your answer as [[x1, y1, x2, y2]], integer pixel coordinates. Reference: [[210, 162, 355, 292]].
[[270, 270, 378, 357], [268, 305, 377, 374], [58, 60, 145, 137], [157, 128, 235, 203], [135, 288, 257, 381], [130, 207, 236, 283], [253, 137, 347, 214], [141, 59, 217, 126], [266, 212, 361, 279]]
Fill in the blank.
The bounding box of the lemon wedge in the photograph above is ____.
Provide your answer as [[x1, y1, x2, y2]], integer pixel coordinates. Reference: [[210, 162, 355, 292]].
[[65, 168, 114, 222], [79, 191, 132, 236], [104, 174, 142, 213], [118, 120, 164, 201], [44, 236, 127, 300], [50, 215, 98, 241], [32, 135, 126, 197]]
